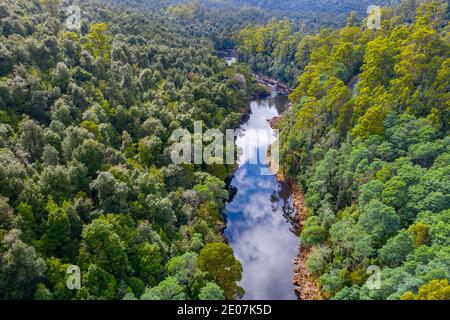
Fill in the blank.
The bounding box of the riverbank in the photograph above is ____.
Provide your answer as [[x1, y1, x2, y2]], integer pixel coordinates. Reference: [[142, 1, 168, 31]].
[[224, 82, 299, 299], [265, 152, 321, 300], [263, 78, 321, 299], [255, 73, 290, 95], [224, 53, 319, 298]]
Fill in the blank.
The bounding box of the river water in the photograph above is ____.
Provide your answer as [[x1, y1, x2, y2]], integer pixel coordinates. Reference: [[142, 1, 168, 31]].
[[223, 68, 299, 299]]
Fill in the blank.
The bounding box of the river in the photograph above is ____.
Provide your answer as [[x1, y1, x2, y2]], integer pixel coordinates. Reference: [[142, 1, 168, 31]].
[[223, 56, 299, 300]]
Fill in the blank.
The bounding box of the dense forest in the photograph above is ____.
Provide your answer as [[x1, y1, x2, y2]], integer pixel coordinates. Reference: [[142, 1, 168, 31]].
[[109, 0, 271, 51], [0, 0, 449, 301], [112, 0, 391, 26], [236, 1, 434, 83], [110, 0, 391, 51], [0, 0, 264, 300], [241, 0, 449, 299], [198, 0, 393, 29]]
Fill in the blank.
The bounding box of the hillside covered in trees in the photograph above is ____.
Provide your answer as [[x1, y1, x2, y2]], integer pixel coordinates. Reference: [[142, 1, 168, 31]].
[[236, 1, 433, 83], [251, 0, 449, 300], [0, 0, 260, 300], [112, 0, 391, 26], [0, 0, 449, 302], [110, 0, 392, 51]]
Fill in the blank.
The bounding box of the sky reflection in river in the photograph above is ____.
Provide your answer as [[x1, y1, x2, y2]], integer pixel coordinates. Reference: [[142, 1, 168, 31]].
[[225, 95, 298, 300]]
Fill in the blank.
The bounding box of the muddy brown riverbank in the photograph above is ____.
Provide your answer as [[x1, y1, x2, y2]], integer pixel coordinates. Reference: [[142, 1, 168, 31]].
[[261, 77, 321, 299], [234, 62, 321, 299], [266, 153, 321, 300]]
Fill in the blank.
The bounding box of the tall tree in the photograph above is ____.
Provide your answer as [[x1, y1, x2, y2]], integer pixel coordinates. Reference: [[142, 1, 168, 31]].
[[197, 243, 243, 299]]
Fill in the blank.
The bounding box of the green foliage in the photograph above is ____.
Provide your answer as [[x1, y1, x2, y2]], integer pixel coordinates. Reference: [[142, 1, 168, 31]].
[[270, 0, 449, 300], [306, 245, 332, 276], [197, 242, 244, 299], [39, 0, 62, 17], [401, 279, 450, 300], [198, 282, 225, 300], [41, 197, 73, 258], [0, 0, 258, 300], [166, 252, 197, 286], [140, 276, 186, 300], [378, 231, 414, 267], [0, 230, 46, 299], [130, 243, 163, 286], [73, 139, 105, 176], [85, 24, 111, 62], [138, 136, 162, 167], [167, 2, 198, 20], [0, 0, 448, 301], [45, 257, 75, 299], [20, 119, 45, 161], [83, 264, 117, 299], [358, 200, 401, 246], [78, 215, 130, 278], [34, 283, 53, 300]]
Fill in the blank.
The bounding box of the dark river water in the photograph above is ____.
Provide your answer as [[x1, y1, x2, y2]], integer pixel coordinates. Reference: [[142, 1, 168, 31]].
[[224, 80, 299, 300]]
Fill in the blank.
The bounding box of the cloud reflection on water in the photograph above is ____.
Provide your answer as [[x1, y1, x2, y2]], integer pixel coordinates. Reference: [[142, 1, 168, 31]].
[[225, 100, 299, 300]]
